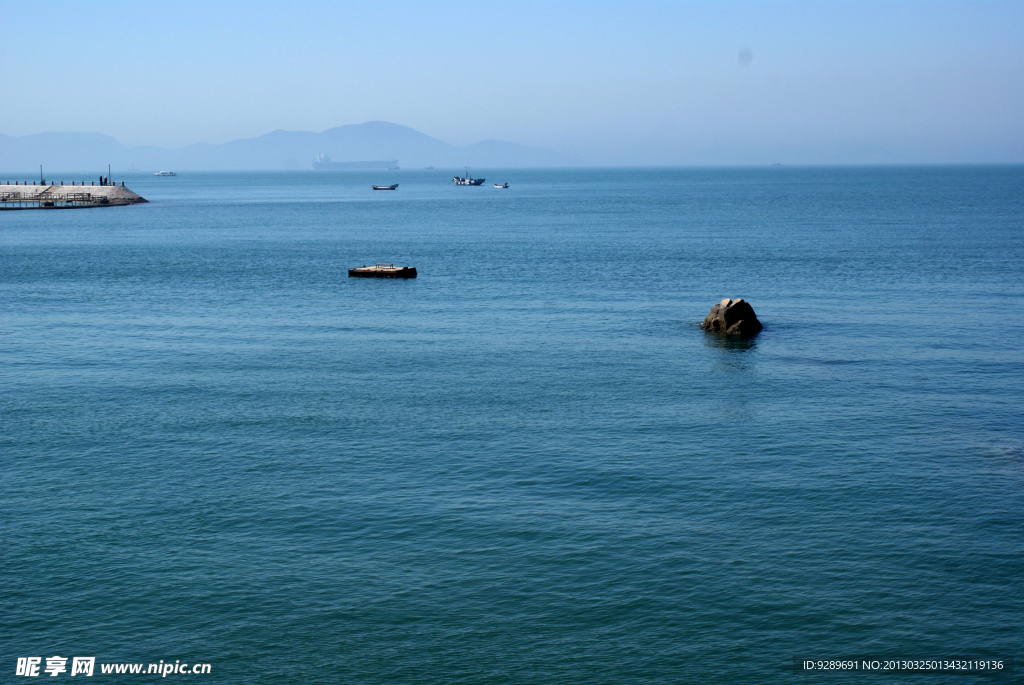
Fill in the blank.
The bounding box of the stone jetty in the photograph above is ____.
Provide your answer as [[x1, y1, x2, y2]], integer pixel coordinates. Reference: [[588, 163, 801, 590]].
[[0, 181, 147, 209]]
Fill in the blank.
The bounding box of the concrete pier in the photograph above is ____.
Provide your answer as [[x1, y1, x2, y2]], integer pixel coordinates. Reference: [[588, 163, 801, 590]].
[[0, 183, 148, 210]]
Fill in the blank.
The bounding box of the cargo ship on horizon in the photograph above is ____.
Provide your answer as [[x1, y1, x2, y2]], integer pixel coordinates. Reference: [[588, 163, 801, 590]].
[[313, 154, 398, 170]]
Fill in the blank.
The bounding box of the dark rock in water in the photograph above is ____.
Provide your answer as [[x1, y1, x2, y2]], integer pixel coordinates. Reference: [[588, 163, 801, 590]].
[[701, 298, 762, 338]]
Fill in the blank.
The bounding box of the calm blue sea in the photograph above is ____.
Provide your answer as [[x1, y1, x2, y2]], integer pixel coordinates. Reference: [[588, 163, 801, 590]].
[[2, 168, 1023, 683]]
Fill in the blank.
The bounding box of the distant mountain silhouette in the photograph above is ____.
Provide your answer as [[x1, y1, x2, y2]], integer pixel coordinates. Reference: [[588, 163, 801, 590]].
[[0, 121, 579, 172]]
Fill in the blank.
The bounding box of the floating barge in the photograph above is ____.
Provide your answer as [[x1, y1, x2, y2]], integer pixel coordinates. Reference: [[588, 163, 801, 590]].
[[348, 263, 417, 278]]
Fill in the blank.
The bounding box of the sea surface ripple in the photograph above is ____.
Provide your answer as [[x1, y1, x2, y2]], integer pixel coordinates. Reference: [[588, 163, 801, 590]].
[[2, 167, 1023, 683]]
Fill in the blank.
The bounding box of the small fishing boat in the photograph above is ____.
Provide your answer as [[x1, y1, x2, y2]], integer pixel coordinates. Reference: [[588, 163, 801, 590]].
[[348, 263, 417, 278], [153, 171, 176, 176], [494, 182, 509, 188], [453, 170, 485, 186], [372, 184, 399, 190]]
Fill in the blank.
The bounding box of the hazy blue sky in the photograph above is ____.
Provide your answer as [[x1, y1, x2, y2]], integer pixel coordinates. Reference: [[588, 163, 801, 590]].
[[3, 1, 1022, 164]]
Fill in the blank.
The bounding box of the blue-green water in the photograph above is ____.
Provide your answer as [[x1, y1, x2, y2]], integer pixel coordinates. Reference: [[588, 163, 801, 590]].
[[3, 168, 1023, 683]]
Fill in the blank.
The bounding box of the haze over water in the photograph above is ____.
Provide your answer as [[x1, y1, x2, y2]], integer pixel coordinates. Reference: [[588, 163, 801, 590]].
[[3, 168, 1023, 683], [4, 1, 1023, 164]]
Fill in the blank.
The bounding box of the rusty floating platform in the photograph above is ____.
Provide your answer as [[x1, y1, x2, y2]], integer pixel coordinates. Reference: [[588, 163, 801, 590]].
[[348, 263, 417, 278]]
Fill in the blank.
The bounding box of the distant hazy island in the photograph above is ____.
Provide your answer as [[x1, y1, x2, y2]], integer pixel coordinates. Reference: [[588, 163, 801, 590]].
[[0, 121, 580, 172]]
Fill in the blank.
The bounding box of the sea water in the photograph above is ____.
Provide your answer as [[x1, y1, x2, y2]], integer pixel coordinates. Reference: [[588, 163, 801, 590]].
[[2, 168, 1022, 683]]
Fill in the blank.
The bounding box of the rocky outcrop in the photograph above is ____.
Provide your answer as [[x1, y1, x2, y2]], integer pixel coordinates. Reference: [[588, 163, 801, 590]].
[[701, 298, 762, 338]]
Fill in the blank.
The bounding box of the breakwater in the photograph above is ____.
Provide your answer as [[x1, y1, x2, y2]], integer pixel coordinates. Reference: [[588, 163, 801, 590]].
[[0, 181, 147, 209]]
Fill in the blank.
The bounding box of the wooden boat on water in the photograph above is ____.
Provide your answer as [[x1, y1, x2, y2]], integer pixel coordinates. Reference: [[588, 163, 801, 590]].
[[494, 182, 509, 188], [453, 170, 485, 186], [372, 184, 399, 190], [348, 263, 417, 278]]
